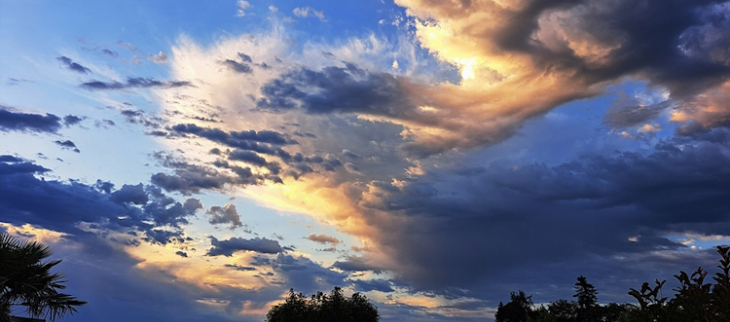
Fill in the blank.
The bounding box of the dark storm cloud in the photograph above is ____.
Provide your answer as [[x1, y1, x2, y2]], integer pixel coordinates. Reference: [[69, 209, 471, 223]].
[[237, 52, 253, 63], [521, 0, 730, 96], [342, 149, 360, 159], [57, 56, 91, 74], [170, 123, 296, 145], [354, 132, 730, 301], [228, 150, 268, 166], [332, 256, 384, 274], [63, 115, 84, 126], [0, 156, 50, 175], [81, 77, 192, 90], [256, 64, 422, 120], [146, 130, 168, 137], [220, 59, 253, 73], [224, 264, 256, 271], [110, 183, 149, 205], [151, 171, 233, 195], [207, 236, 283, 256], [175, 251, 188, 258], [269, 253, 348, 295], [349, 279, 394, 293], [0, 156, 202, 244], [170, 124, 295, 162], [53, 140, 80, 153], [322, 154, 342, 171], [151, 153, 264, 194], [0, 107, 62, 133], [141, 185, 201, 228]]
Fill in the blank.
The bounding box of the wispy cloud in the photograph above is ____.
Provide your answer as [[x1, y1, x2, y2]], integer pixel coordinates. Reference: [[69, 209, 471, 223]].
[[81, 77, 192, 90], [293, 7, 326, 22]]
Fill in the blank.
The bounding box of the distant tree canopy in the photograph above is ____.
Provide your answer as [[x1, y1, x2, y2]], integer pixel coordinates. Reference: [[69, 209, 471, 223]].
[[266, 286, 379, 322], [496, 246, 730, 322]]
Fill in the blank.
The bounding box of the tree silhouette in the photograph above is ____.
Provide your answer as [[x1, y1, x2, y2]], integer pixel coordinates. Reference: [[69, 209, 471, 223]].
[[495, 290, 534, 322], [548, 299, 578, 322], [0, 233, 86, 322], [573, 276, 597, 310], [266, 286, 378, 322], [497, 247, 730, 322], [573, 276, 598, 321], [712, 246, 730, 320]]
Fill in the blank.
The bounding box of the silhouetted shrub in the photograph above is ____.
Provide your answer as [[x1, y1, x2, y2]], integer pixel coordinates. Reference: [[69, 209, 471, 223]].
[[265, 286, 379, 322]]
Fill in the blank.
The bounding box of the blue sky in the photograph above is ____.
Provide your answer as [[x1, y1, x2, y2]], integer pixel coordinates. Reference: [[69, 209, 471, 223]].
[[3, 0, 730, 321]]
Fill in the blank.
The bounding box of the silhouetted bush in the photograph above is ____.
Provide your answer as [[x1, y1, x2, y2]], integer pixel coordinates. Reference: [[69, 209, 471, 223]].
[[265, 286, 379, 322]]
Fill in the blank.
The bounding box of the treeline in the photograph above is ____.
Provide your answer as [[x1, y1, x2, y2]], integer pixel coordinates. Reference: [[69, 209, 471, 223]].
[[496, 246, 730, 322], [266, 286, 379, 322]]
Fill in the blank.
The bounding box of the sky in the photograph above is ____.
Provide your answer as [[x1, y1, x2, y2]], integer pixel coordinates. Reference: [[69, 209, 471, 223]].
[[2, 0, 730, 321]]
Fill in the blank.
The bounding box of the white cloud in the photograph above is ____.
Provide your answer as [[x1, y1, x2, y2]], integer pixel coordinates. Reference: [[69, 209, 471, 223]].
[[236, 0, 251, 17], [293, 7, 326, 22]]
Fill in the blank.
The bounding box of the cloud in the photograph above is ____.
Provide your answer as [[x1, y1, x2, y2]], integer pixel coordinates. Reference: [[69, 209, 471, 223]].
[[150, 170, 235, 195], [223, 264, 256, 271], [237, 53, 253, 63], [293, 7, 326, 22], [253, 62, 576, 157], [102, 48, 118, 57], [220, 59, 252, 73], [53, 140, 80, 153], [0, 106, 62, 133], [207, 204, 243, 229], [0, 225, 288, 322], [268, 253, 347, 295], [110, 184, 149, 205], [116, 40, 138, 52], [349, 279, 394, 293], [236, 0, 251, 17], [148, 51, 168, 63], [603, 93, 672, 129], [342, 149, 359, 159], [207, 236, 283, 256], [81, 77, 192, 90], [63, 115, 84, 126], [348, 132, 730, 296], [332, 256, 384, 274], [7, 78, 32, 86], [57, 56, 91, 74], [0, 157, 202, 245], [150, 16, 730, 311], [171, 123, 295, 146], [228, 150, 268, 166], [150, 152, 267, 195], [305, 233, 340, 246], [175, 251, 188, 258]]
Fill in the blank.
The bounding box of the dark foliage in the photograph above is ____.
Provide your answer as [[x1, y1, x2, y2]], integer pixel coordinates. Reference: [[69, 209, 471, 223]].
[[496, 246, 730, 322], [266, 286, 379, 322], [496, 291, 535, 322], [0, 233, 86, 322]]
